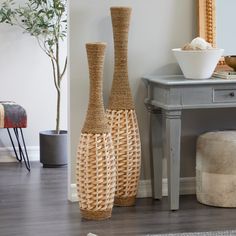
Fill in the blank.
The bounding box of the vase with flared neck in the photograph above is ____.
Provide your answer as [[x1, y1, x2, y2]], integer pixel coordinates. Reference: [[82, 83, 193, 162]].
[[77, 42, 116, 220], [107, 7, 141, 207]]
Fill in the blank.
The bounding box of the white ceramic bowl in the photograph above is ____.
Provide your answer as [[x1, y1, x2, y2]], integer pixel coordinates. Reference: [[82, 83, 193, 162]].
[[172, 48, 224, 79]]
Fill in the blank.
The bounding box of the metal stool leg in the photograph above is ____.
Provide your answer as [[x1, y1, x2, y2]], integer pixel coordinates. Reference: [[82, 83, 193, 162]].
[[19, 128, 30, 171], [7, 128, 30, 171], [13, 128, 24, 162], [7, 128, 22, 162]]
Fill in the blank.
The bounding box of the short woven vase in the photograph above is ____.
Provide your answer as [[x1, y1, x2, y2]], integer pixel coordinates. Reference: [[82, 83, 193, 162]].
[[77, 43, 116, 220], [107, 7, 141, 207]]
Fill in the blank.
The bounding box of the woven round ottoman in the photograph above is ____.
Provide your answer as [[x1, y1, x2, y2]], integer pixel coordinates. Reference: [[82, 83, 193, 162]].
[[196, 131, 236, 207]]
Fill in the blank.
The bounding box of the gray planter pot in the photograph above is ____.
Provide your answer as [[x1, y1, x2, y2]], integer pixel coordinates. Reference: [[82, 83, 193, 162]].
[[40, 130, 67, 168]]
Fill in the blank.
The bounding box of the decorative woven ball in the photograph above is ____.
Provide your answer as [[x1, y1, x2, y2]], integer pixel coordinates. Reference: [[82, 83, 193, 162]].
[[196, 131, 236, 207]]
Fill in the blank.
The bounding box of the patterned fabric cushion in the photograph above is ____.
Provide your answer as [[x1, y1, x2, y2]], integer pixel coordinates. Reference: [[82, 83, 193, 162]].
[[0, 101, 27, 128]]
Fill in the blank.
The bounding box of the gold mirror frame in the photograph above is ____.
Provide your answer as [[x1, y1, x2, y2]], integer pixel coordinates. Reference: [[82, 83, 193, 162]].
[[198, 0, 216, 48], [198, 0, 228, 69]]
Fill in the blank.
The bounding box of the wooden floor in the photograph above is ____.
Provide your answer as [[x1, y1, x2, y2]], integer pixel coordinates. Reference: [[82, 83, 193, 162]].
[[0, 162, 236, 236]]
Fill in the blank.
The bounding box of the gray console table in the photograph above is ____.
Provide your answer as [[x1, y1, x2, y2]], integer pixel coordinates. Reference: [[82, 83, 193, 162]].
[[143, 75, 236, 210]]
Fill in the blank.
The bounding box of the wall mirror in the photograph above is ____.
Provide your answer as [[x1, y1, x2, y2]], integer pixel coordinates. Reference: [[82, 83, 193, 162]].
[[198, 0, 236, 69]]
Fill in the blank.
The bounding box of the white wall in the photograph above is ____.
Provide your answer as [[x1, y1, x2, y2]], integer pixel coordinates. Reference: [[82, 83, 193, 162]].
[[0, 9, 67, 153], [68, 0, 197, 197], [216, 0, 236, 55]]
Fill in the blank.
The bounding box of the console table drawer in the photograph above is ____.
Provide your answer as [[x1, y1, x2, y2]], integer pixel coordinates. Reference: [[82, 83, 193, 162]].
[[213, 88, 236, 103]]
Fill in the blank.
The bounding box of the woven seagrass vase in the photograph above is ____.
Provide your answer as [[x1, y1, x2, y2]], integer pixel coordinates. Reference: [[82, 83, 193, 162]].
[[107, 7, 141, 207], [76, 42, 116, 220]]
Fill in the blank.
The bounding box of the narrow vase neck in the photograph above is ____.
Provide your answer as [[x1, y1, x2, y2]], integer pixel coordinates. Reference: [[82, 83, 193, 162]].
[[82, 43, 110, 134], [108, 7, 134, 110]]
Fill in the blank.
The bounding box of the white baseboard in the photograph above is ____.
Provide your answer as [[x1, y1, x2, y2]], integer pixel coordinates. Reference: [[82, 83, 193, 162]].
[[136, 177, 196, 198], [0, 146, 39, 162], [68, 177, 196, 202], [69, 183, 79, 202]]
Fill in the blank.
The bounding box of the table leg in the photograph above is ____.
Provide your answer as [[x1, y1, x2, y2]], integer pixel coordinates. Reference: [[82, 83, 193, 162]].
[[163, 110, 182, 210], [150, 109, 163, 199]]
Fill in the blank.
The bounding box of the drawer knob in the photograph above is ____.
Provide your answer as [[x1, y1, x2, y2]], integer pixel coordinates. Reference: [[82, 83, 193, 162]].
[[230, 92, 235, 97]]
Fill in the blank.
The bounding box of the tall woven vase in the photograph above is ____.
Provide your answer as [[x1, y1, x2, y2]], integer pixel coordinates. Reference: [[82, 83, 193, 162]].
[[77, 42, 116, 220], [107, 7, 141, 207]]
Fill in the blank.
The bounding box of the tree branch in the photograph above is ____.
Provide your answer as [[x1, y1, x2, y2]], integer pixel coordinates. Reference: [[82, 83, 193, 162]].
[[36, 37, 52, 58], [51, 58, 60, 92], [60, 57, 67, 80], [44, 39, 57, 61], [55, 41, 61, 85]]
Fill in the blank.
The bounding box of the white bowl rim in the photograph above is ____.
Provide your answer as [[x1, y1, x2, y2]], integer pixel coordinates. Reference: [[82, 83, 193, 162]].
[[172, 48, 224, 52]]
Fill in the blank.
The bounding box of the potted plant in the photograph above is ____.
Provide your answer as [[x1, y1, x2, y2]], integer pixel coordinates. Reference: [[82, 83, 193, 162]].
[[0, 0, 68, 167]]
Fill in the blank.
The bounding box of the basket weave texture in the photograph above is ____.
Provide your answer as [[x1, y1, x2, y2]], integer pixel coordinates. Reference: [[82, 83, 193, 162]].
[[107, 7, 141, 206], [77, 42, 116, 220], [77, 133, 116, 220], [107, 109, 141, 206]]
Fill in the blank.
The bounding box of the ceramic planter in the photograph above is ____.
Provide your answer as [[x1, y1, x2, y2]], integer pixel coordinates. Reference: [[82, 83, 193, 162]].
[[40, 130, 67, 168]]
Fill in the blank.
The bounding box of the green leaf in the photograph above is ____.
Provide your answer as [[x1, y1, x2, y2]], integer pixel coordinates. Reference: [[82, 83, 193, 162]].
[[0, 0, 67, 59]]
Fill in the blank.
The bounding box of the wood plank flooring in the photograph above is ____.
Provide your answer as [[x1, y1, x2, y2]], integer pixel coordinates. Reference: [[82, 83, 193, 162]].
[[0, 162, 236, 236]]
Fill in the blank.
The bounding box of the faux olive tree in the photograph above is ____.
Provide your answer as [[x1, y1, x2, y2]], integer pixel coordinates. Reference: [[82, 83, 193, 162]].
[[0, 0, 67, 134]]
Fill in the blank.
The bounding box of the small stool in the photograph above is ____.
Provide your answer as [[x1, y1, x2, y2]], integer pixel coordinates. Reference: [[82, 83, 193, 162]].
[[196, 131, 236, 207], [0, 101, 30, 171]]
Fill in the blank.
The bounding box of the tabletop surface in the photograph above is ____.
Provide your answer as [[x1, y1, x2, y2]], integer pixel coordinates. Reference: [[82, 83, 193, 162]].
[[142, 75, 236, 86]]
